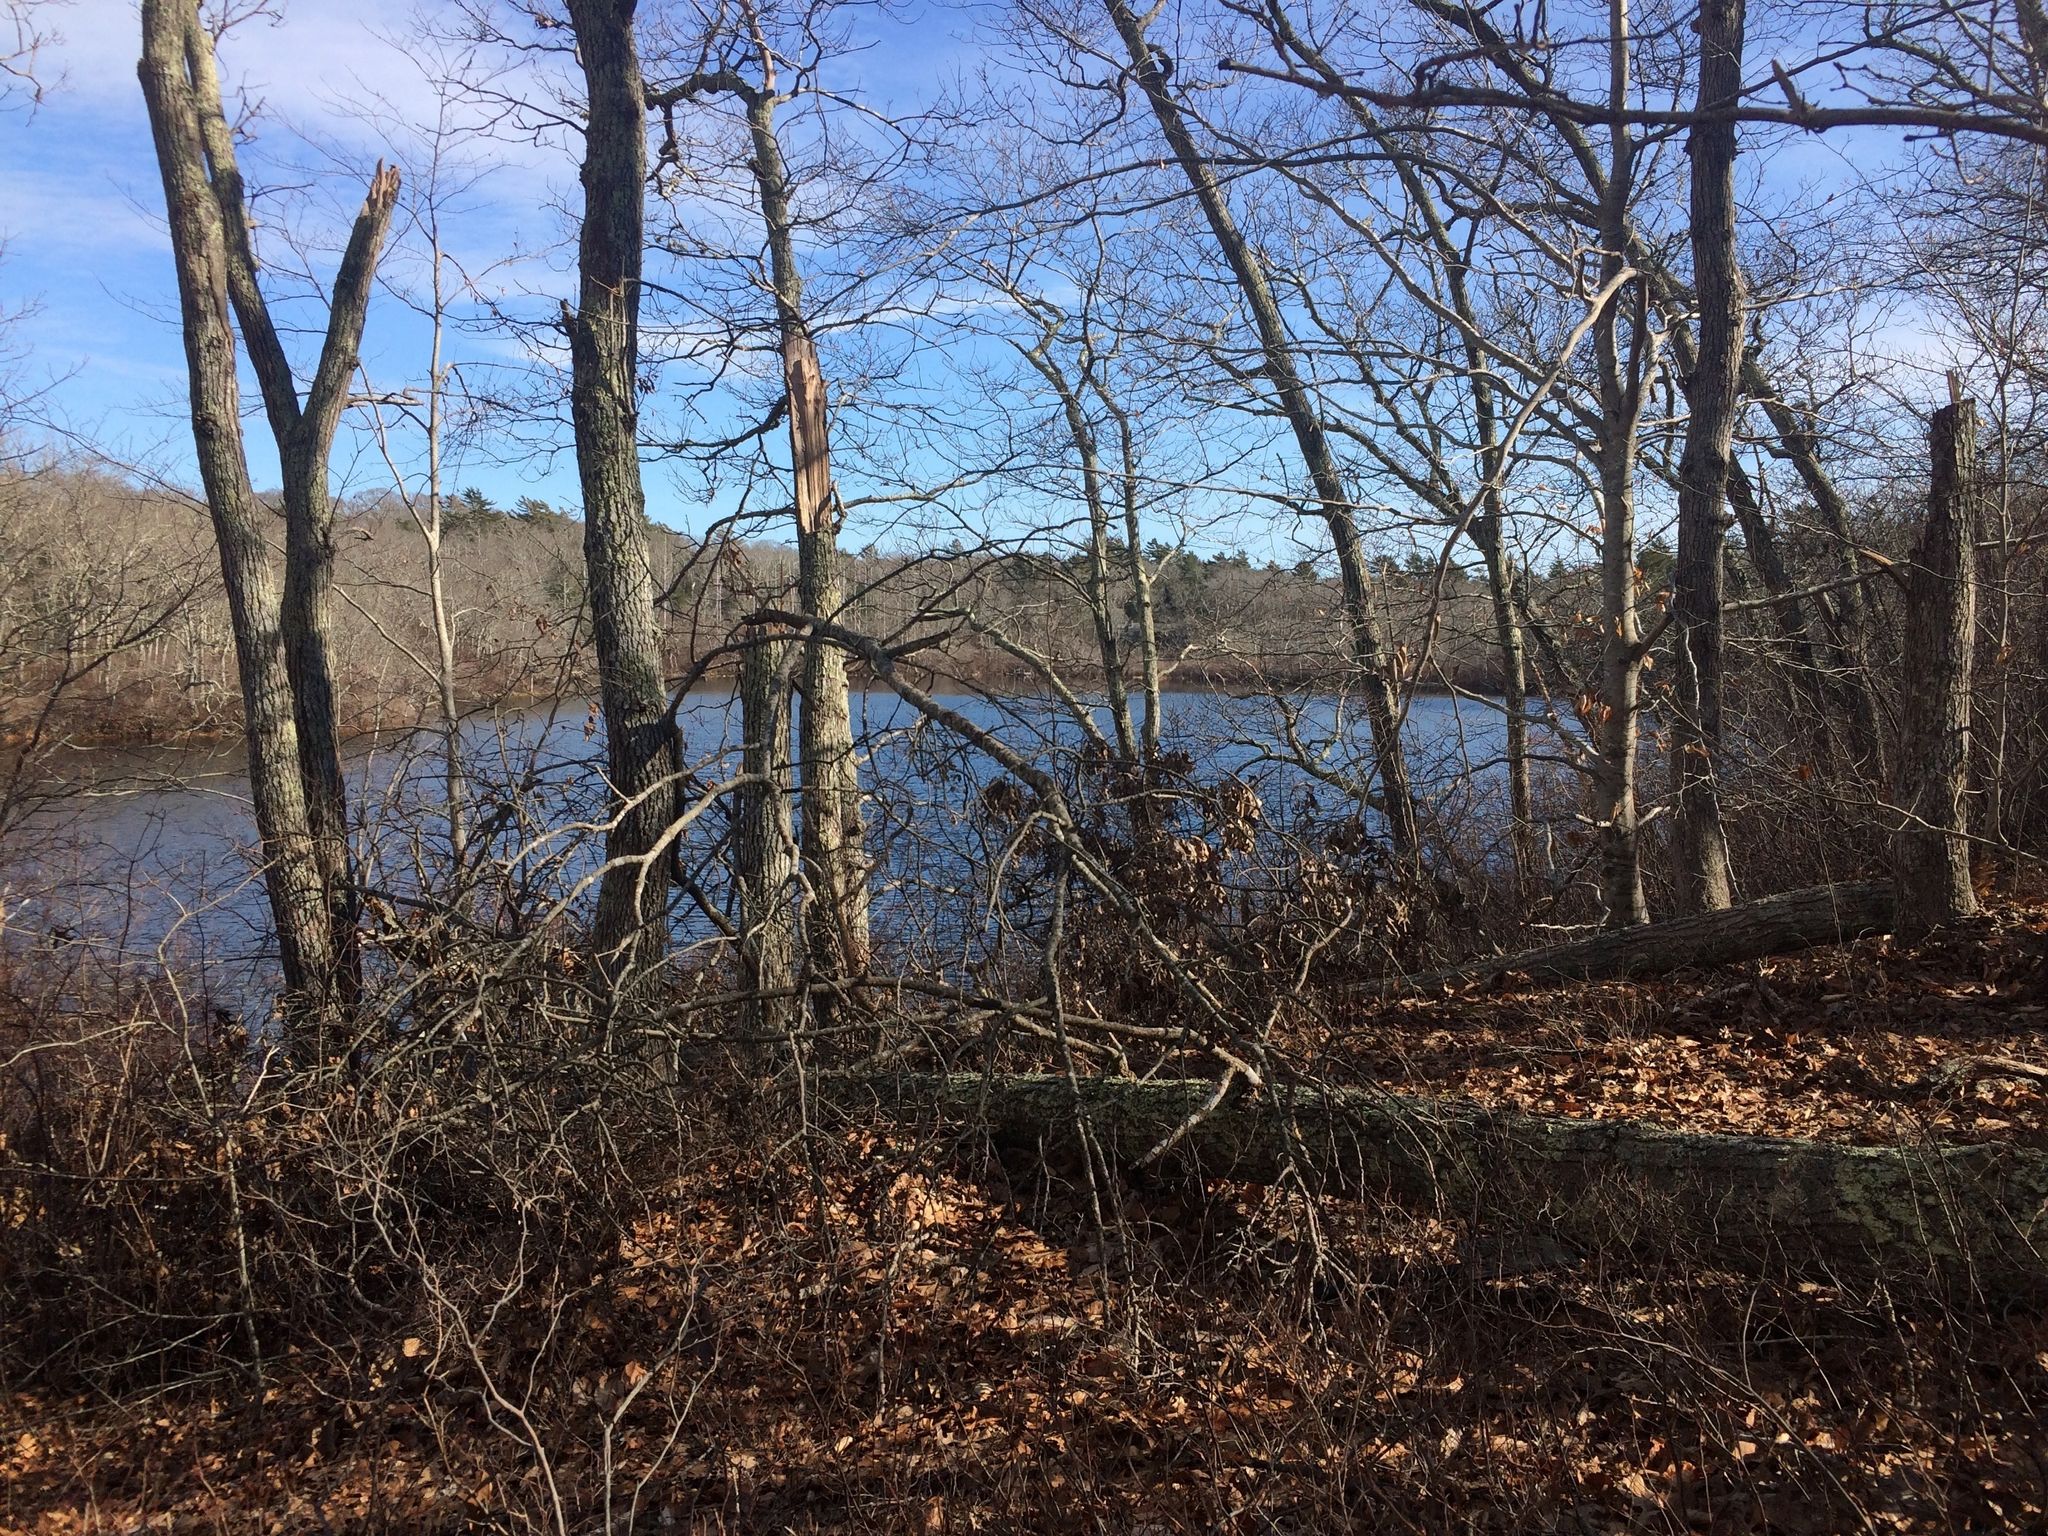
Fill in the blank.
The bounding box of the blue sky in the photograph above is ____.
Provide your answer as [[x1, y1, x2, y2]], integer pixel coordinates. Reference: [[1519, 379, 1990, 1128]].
[[3, 0, 989, 534], [6, 0, 648, 516], [0, 0, 1952, 570]]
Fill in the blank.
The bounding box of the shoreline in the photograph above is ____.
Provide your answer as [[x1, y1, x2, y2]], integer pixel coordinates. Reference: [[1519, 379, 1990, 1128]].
[[10, 655, 1510, 762]]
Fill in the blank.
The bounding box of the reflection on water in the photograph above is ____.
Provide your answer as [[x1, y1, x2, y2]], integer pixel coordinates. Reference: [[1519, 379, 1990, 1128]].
[[3, 689, 1526, 1004]]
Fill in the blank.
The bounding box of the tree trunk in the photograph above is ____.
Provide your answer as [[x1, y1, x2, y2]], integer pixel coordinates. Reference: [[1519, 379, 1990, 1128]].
[[278, 440, 360, 984], [1592, 0, 1651, 928], [566, 0, 678, 994], [424, 244, 467, 872], [1385, 879, 1892, 992], [1668, 0, 1745, 913], [173, 7, 403, 1005], [1723, 454, 1829, 710], [849, 1072, 2048, 1292], [138, 0, 336, 1034], [1102, 396, 1164, 762], [1594, 300, 1650, 929], [1893, 399, 1981, 941], [743, 82, 870, 994], [734, 622, 798, 1039], [1030, 342, 1136, 766], [1099, 0, 1420, 863]]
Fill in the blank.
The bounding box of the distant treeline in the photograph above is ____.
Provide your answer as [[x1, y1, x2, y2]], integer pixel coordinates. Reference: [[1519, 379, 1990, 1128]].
[[2, 465, 1558, 753]]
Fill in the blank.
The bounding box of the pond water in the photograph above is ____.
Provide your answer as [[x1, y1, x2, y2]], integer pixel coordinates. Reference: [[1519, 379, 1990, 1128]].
[[4, 688, 1538, 1003]]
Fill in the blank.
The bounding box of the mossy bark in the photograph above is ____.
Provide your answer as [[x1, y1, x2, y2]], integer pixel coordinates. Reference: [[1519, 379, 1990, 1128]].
[[849, 1071, 2048, 1292]]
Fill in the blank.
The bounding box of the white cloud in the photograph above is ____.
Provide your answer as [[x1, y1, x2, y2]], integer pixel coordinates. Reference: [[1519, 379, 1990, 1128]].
[[0, 161, 164, 255]]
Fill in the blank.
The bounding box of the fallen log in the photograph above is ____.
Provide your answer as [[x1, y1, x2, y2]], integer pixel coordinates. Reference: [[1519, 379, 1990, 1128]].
[[1928, 1055, 2048, 1093], [1384, 880, 1894, 995], [843, 1071, 2048, 1295]]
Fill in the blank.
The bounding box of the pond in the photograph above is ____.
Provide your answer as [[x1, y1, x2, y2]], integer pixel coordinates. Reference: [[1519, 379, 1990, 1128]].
[[4, 687, 1541, 1004]]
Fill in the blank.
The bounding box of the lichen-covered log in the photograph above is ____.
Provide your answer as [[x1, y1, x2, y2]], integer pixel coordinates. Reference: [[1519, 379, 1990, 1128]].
[[1387, 881, 1894, 994], [843, 1072, 2048, 1293]]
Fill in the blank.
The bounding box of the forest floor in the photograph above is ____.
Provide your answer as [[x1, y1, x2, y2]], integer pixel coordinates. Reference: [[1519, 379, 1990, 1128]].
[[1319, 900, 2048, 1149], [3, 903, 2045, 1534]]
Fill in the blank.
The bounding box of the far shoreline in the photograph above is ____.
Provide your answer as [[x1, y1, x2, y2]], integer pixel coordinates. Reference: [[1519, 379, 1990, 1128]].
[[16, 653, 1512, 764]]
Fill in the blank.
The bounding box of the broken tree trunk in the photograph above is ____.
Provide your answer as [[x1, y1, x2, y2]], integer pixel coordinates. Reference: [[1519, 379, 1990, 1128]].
[[1383, 880, 1893, 994], [846, 1072, 2048, 1292], [139, 0, 337, 1038], [1893, 398, 1981, 943]]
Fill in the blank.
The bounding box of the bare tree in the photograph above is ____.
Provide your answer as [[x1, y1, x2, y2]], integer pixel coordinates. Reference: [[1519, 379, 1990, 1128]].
[[354, 51, 520, 882], [1202, 1, 1545, 879], [1091, 0, 1423, 865], [1666, 0, 1745, 912], [646, 0, 875, 996], [565, 0, 681, 992], [173, 21, 401, 996], [1893, 394, 1981, 939], [137, 0, 339, 1025]]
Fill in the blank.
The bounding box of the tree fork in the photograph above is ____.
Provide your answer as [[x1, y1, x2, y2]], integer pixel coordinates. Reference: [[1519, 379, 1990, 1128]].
[[139, 0, 339, 1036]]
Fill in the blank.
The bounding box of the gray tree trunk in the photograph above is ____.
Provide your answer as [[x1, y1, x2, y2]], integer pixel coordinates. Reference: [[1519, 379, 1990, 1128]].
[[1385, 879, 1892, 992], [138, 0, 336, 1035], [1100, 0, 1421, 863], [848, 1072, 2048, 1293], [182, 32, 398, 990], [566, 0, 678, 994], [1667, 0, 1745, 913], [1893, 399, 1981, 941], [734, 621, 798, 1039]]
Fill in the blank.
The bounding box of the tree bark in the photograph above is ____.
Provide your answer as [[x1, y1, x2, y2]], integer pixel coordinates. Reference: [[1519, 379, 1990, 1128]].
[[566, 0, 678, 994], [849, 1071, 2048, 1291], [1385, 879, 1892, 992], [1667, 0, 1745, 913], [182, 30, 397, 992], [1087, 379, 1164, 762], [1099, 0, 1421, 863], [1592, 40, 1651, 929], [739, 76, 871, 994], [1893, 399, 1981, 941], [1470, 450, 1537, 886], [138, 0, 336, 1032], [734, 620, 798, 1039]]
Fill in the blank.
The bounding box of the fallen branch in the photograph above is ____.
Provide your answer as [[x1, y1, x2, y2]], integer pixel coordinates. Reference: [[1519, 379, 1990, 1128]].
[[840, 1071, 2048, 1294], [1928, 1055, 2048, 1093], [1381, 881, 1894, 994]]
